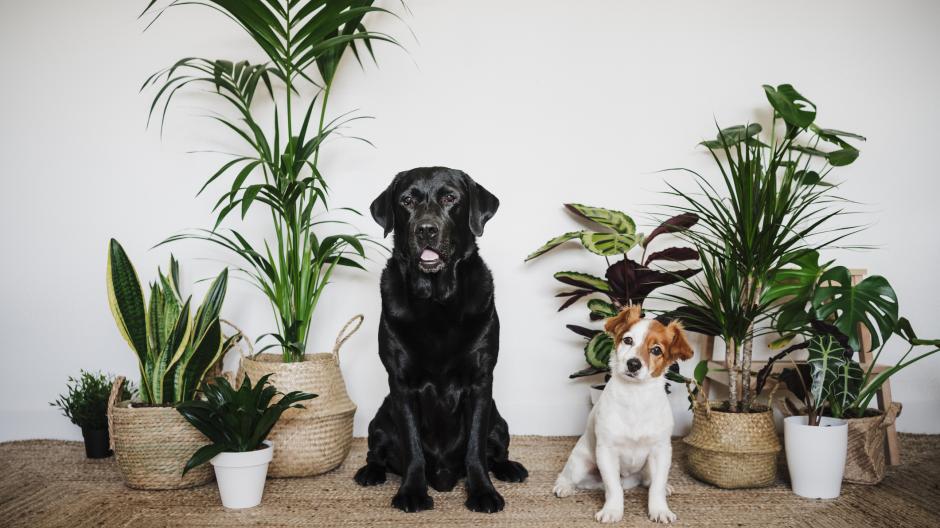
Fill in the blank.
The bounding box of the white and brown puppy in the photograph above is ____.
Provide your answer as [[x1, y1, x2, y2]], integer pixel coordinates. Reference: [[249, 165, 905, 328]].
[[553, 306, 694, 524]]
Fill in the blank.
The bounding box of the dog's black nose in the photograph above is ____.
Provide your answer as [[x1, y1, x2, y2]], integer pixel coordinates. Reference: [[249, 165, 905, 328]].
[[626, 358, 642, 373], [416, 223, 439, 240]]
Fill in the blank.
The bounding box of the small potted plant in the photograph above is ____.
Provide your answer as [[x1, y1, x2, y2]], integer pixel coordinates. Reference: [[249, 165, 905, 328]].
[[51, 370, 130, 458], [177, 374, 316, 509], [525, 204, 700, 403]]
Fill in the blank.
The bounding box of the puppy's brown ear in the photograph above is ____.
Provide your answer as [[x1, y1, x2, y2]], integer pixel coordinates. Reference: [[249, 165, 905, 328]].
[[605, 305, 642, 336], [666, 320, 694, 361]]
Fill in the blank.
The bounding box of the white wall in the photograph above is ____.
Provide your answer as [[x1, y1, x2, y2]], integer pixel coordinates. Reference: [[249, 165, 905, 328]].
[[2, 0, 939, 441]]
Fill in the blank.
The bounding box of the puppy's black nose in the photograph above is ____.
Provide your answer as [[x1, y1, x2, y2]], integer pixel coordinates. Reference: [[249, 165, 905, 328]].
[[626, 358, 642, 373], [416, 223, 439, 240]]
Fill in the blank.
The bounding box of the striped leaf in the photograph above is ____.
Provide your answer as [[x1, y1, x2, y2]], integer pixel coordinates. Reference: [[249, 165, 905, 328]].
[[554, 271, 610, 293], [579, 231, 638, 256], [565, 204, 636, 234], [106, 240, 149, 365], [584, 332, 614, 369], [587, 299, 618, 320], [525, 231, 581, 261]]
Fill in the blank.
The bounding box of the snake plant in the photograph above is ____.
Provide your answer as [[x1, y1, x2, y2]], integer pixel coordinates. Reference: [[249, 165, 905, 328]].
[[106, 238, 239, 404]]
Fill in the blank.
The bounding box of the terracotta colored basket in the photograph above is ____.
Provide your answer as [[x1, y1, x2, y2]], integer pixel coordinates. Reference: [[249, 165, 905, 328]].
[[106, 377, 213, 490], [236, 315, 362, 478], [844, 403, 901, 484], [683, 401, 781, 489]]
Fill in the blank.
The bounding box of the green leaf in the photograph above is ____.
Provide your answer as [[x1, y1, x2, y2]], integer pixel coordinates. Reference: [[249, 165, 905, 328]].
[[813, 267, 899, 351], [554, 271, 611, 293], [807, 334, 846, 410], [585, 332, 614, 369], [565, 204, 636, 234], [106, 240, 149, 365], [827, 147, 859, 167], [579, 231, 638, 256], [693, 360, 709, 385], [525, 231, 581, 261], [587, 299, 618, 319], [763, 84, 816, 129]]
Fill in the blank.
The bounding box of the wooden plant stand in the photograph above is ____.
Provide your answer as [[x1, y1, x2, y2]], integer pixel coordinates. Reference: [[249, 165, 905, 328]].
[[698, 269, 901, 465]]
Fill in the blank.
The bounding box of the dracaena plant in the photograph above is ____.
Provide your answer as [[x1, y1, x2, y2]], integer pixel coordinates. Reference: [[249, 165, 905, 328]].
[[752, 251, 938, 425], [141, 1, 403, 362], [176, 374, 316, 474], [107, 239, 239, 404], [526, 204, 700, 378], [661, 83, 866, 413]]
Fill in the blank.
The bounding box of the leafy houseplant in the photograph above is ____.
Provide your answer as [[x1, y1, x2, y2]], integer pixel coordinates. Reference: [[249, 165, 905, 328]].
[[666, 83, 865, 490], [142, 0, 401, 362], [107, 239, 238, 405], [665, 83, 866, 414], [51, 370, 131, 458], [177, 374, 316, 509], [526, 204, 700, 385]]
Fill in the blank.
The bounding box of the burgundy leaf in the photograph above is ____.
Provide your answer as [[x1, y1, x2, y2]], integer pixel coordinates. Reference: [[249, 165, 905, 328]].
[[643, 213, 699, 247], [606, 258, 700, 305], [644, 247, 700, 266], [555, 289, 590, 298], [569, 365, 608, 379], [558, 290, 592, 311], [566, 324, 602, 339]]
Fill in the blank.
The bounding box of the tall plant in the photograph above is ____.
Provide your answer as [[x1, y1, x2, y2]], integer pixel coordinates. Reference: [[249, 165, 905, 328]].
[[664, 84, 865, 413], [142, 1, 402, 361], [526, 204, 700, 377]]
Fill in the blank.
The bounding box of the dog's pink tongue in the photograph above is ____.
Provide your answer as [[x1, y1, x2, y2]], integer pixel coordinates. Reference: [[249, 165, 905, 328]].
[[420, 248, 440, 262]]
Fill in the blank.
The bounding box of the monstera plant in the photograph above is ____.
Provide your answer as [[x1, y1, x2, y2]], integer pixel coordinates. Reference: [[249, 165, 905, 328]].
[[107, 239, 240, 404], [526, 204, 700, 378]]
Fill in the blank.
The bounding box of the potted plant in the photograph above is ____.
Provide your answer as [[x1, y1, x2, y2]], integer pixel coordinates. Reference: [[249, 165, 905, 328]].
[[140, 0, 401, 477], [525, 204, 700, 403], [177, 374, 316, 509], [106, 239, 240, 489], [51, 370, 131, 458], [759, 252, 939, 486], [663, 83, 866, 488]]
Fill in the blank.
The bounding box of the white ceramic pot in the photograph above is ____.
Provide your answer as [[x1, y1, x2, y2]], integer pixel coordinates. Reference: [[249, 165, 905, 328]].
[[589, 384, 605, 406], [784, 416, 848, 499], [211, 441, 274, 509]]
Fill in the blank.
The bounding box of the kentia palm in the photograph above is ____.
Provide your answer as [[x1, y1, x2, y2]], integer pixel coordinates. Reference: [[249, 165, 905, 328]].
[[143, 1, 402, 361]]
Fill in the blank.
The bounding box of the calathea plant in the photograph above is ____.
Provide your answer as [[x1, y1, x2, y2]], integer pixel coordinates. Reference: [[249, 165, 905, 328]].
[[142, 1, 402, 362], [107, 239, 239, 404], [177, 374, 316, 473], [526, 204, 700, 378], [663, 83, 866, 413]]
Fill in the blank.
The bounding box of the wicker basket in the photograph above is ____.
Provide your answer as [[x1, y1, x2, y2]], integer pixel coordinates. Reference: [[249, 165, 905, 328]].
[[106, 377, 213, 490], [843, 403, 901, 485], [683, 401, 781, 489], [236, 315, 362, 478]]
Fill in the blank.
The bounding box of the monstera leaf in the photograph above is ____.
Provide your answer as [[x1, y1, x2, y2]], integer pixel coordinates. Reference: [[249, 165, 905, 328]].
[[564, 204, 636, 234], [764, 84, 816, 129], [700, 123, 764, 149], [605, 257, 700, 306], [584, 332, 614, 369], [813, 267, 899, 351]]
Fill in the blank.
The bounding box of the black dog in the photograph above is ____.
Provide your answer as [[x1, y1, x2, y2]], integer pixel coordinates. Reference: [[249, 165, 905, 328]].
[[354, 167, 528, 513]]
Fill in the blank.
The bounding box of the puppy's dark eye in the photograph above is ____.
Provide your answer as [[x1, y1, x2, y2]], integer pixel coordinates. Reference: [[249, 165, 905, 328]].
[[400, 195, 414, 206], [651, 346, 663, 356], [623, 336, 633, 345], [441, 194, 457, 205]]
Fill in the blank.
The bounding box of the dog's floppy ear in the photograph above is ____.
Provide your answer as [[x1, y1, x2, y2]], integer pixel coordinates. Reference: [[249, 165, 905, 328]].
[[605, 305, 642, 337], [370, 172, 403, 238], [665, 320, 694, 361], [461, 171, 499, 237]]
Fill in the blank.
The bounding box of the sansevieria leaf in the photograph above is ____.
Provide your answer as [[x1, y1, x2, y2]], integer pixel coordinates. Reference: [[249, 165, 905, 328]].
[[565, 204, 636, 234], [107, 240, 149, 364]]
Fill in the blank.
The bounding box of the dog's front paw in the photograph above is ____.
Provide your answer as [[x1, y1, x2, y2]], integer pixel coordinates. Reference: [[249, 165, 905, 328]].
[[492, 459, 529, 482], [595, 506, 624, 523], [465, 488, 505, 513], [552, 480, 575, 498], [354, 463, 387, 486], [648, 507, 677, 524], [391, 488, 433, 513]]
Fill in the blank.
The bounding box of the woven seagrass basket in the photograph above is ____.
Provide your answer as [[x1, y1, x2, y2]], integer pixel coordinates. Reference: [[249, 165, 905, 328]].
[[236, 315, 362, 478], [106, 377, 213, 490], [842, 403, 900, 484], [683, 401, 781, 489]]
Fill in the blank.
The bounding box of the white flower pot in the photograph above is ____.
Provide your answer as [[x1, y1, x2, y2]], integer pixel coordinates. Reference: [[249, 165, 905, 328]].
[[784, 416, 848, 499], [211, 441, 274, 509]]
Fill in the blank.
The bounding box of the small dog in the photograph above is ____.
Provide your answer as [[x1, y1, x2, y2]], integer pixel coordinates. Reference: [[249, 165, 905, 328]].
[[553, 306, 693, 524]]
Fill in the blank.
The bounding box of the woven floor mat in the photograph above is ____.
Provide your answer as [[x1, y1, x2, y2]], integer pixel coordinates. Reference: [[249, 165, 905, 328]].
[[1, 435, 938, 527]]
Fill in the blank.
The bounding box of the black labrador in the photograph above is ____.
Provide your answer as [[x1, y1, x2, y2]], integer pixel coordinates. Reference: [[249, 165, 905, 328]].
[[354, 167, 528, 513]]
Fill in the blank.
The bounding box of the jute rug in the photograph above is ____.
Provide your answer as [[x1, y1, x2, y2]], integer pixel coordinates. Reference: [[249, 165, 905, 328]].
[[1, 435, 938, 527]]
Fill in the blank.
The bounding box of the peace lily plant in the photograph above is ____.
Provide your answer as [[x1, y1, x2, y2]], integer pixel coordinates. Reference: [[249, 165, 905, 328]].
[[142, 0, 402, 362]]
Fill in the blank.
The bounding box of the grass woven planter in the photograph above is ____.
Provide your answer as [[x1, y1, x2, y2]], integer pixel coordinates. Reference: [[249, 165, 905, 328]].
[[236, 316, 361, 478], [683, 401, 781, 489], [844, 403, 901, 484], [108, 400, 213, 490]]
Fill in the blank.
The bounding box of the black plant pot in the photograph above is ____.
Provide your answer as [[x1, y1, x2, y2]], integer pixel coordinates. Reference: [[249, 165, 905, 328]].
[[81, 427, 112, 459]]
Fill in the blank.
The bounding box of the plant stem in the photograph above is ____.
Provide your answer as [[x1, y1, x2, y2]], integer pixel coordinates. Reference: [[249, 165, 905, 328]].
[[726, 338, 738, 412], [741, 332, 753, 411]]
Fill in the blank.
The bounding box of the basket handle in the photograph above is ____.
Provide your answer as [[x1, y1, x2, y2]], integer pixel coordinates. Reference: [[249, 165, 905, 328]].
[[882, 402, 902, 428], [222, 318, 254, 359], [332, 314, 365, 360], [106, 375, 126, 451]]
